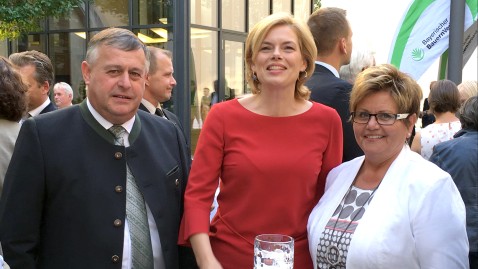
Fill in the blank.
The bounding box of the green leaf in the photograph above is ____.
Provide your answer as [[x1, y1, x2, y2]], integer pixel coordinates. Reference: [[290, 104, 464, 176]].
[[0, 0, 86, 39]]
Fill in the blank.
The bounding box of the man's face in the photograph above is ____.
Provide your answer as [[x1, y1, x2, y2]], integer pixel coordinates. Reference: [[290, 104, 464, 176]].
[[19, 64, 49, 111], [82, 45, 147, 125], [145, 52, 176, 104], [54, 87, 72, 109]]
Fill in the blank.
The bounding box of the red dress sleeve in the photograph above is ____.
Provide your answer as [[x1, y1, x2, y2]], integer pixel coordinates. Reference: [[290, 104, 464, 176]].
[[178, 102, 226, 245]]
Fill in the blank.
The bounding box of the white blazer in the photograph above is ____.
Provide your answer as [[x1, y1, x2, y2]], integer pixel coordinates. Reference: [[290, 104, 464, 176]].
[[308, 146, 469, 269]]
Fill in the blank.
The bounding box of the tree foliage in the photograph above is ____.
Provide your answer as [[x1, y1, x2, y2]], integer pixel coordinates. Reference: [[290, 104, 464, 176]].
[[0, 0, 84, 40], [313, 0, 321, 11]]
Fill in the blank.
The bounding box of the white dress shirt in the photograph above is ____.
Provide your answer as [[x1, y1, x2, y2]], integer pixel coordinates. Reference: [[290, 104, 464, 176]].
[[141, 99, 166, 119], [28, 98, 52, 117]]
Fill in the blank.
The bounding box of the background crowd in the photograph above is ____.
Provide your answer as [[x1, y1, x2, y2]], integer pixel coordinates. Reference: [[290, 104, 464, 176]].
[[0, 6, 476, 269]]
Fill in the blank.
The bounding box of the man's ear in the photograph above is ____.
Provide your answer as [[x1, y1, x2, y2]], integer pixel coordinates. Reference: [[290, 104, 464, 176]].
[[145, 74, 151, 87], [81, 61, 90, 85], [41, 81, 50, 95], [340, 38, 348, 55]]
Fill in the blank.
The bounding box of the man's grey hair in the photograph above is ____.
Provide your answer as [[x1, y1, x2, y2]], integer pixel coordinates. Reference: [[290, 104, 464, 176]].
[[54, 82, 73, 97], [86, 28, 150, 72]]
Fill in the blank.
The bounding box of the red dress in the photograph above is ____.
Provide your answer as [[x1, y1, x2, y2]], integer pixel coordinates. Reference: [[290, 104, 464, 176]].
[[179, 99, 343, 268]]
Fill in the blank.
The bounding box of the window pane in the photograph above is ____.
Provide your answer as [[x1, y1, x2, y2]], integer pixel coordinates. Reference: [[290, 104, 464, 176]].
[[135, 0, 173, 26], [49, 4, 86, 30], [273, 0, 291, 14], [136, 28, 171, 45], [191, 0, 217, 27], [221, 0, 245, 31], [90, 0, 129, 28], [248, 1, 269, 30], [16, 34, 47, 53], [224, 40, 244, 99], [49, 33, 87, 103], [190, 28, 217, 155], [294, 0, 311, 22]]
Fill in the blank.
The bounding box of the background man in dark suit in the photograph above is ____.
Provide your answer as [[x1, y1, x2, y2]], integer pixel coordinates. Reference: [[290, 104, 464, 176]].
[[0, 28, 192, 268], [9, 50, 56, 117], [139, 47, 190, 157], [306, 7, 363, 162]]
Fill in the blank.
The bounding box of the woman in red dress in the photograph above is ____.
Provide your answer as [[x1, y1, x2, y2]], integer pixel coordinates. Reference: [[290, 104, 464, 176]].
[[179, 12, 343, 269]]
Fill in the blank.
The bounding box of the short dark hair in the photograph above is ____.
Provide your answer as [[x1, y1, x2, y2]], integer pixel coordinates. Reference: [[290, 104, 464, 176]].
[[458, 96, 478, 131], [9, 50, 54, 89], [428, 79, 461, 114], [307, 7, 350, 56], [0, 56, 28, 121]]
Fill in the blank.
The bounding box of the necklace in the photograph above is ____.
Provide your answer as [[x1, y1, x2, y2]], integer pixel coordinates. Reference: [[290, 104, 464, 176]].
[[324, 180, 381, 267]]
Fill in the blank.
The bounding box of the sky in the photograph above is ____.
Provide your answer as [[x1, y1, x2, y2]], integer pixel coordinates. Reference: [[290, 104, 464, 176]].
[[321, 0, 477, 97]]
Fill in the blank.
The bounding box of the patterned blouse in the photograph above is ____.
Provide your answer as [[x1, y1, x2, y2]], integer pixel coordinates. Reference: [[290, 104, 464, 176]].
[[316, 186, 377, 269], [420, 121, 461, 160]]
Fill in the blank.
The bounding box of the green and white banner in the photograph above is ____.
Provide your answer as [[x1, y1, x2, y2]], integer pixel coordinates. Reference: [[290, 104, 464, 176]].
[[389, 0, 477, 80]]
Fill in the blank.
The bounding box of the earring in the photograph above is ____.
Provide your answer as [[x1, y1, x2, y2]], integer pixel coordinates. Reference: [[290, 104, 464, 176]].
[[252, 72, 258, 82], [298, 70, 307, 80]]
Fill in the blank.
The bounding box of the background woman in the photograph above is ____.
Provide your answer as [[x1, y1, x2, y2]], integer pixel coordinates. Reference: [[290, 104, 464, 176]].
[[308, 64, 468, 269], [0, 56, 27, 196], [411, 79, 461, 160], [179, 13, 343, 268]]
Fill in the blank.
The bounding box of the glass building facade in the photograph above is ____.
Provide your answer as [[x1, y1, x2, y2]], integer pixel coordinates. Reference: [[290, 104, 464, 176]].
[[1, 0, 315, 156]]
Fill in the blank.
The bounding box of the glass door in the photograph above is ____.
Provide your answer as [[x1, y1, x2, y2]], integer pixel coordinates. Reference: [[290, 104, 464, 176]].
[[214, 32, 246, 104]]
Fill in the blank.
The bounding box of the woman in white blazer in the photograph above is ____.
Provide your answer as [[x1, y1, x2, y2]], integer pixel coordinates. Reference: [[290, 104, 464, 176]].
[[308, 64, 469, 269]]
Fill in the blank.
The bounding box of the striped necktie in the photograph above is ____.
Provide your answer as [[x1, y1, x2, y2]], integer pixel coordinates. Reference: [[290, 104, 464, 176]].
[[109, 125, 154, 268]]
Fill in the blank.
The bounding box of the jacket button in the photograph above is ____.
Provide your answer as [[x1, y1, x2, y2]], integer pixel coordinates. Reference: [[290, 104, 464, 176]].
[[114, 219, 122, 227], [115, 185, 123, 193], [114, 152, 123, 159], [111, 255, 120, 263], [175, 178, 179, 187]]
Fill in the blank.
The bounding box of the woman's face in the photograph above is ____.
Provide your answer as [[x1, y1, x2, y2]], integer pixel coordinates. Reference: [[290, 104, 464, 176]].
[[353, 91, 416, 163], [251, 25, 306, 91]]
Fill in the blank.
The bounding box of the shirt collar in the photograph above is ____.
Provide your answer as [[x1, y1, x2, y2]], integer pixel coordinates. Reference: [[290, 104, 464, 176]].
[[141, 99, 157, 114], [315, 61, 340, 78], [86, 98, 135, 134], [29, 98, 51, 117]]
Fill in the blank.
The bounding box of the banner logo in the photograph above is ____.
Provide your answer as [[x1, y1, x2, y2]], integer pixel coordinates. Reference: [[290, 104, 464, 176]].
[[412, 48, 425, 61], [389, 0, 477, 80]]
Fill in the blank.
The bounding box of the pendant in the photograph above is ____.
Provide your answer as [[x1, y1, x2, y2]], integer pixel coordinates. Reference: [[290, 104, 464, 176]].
[[325, 245, 340, 266]]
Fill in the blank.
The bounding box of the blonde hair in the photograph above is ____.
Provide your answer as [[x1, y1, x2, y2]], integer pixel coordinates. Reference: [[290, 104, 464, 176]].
[[457, 80, 478, 103], [351, 64, 422, 128], [245, 12, 316, 100]]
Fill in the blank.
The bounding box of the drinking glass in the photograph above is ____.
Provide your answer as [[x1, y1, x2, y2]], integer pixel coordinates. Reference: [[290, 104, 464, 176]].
[[253, 234, 294, 269]]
